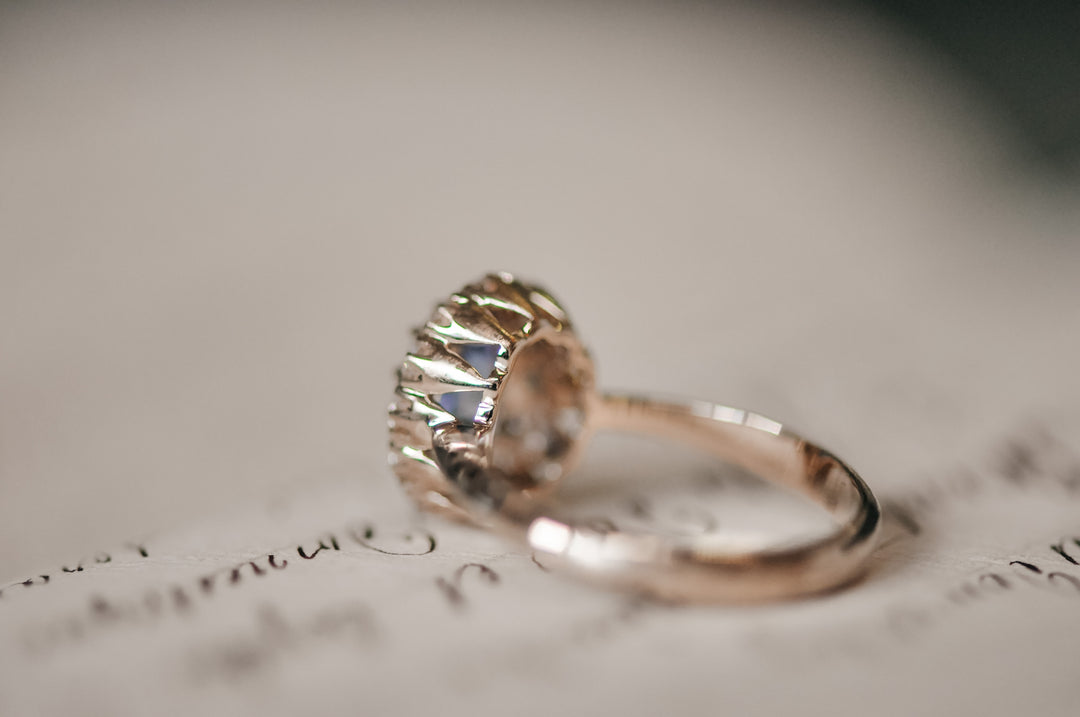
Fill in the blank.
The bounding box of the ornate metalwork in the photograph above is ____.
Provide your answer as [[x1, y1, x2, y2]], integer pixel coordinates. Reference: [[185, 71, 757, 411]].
[[388, 272, 594, 521]]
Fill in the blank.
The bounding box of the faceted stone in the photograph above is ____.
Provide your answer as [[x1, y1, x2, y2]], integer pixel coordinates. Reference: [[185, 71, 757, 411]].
[[436, 390, 485, 424], [454, 342, 500, 379]]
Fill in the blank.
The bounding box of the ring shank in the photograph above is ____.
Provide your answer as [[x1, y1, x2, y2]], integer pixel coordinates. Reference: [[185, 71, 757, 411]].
[[485, 394, 881, 603]]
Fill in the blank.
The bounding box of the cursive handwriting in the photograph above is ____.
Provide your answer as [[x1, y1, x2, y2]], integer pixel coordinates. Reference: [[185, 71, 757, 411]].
[[885, 427, 1080, 537], [436, 563, 500, 608], [887, 532, 1080, 641], [187, 602, 377, 681], [17, 521, 435, 655], [0, 543, 151, 601]]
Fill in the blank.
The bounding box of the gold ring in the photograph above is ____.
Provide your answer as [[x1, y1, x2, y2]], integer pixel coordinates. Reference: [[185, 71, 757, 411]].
[[388, 272, 880, 602]]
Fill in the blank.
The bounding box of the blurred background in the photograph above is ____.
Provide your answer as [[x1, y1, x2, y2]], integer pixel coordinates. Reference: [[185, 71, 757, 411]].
[[2, 1, 1078, 579]]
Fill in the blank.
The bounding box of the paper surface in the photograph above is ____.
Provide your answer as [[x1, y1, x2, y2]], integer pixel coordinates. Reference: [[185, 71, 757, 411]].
[[2, 2, 1080, 715], [3, 414, 1080, 716]]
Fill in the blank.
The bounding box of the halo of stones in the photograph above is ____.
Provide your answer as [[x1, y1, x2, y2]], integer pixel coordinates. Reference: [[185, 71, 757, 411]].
[[388, 272, 576, 521]]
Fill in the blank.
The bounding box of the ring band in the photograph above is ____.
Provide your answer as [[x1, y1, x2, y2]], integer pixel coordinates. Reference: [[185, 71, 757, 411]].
[[389, 273, 881, 602], [521, 394, 880, 602]]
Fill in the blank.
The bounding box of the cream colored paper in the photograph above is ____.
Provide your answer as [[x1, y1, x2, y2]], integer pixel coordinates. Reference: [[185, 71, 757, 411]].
[[2, 2, 1079, 715], [2, 422, 1080, 716]]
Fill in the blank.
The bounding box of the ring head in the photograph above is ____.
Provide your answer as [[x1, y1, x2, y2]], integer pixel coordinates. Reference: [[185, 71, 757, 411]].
[[389, 272, 595, 521]]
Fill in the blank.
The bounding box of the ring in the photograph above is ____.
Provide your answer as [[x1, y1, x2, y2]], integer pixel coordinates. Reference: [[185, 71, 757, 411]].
[[388, 272, 881, 602]]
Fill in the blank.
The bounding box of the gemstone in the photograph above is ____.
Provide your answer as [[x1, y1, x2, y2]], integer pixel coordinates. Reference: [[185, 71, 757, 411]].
[[436, 390, 486, 424], [454, 342, 500, 379]]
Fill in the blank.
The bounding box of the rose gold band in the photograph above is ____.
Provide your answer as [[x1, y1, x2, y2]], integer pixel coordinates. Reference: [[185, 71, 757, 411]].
[[390, 272, 880, 603], [491, 394, 881, 603]]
